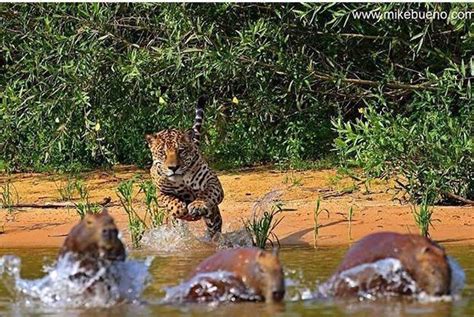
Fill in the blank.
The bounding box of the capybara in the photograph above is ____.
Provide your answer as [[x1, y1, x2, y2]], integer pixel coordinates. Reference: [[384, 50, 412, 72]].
[[59, 209, 126, 271], [172, 248, 285, 303], [325, 232, 451, 297]]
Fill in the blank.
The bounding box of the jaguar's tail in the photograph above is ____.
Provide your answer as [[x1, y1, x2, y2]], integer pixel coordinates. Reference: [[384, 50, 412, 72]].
[[191, 95, 207, 145]]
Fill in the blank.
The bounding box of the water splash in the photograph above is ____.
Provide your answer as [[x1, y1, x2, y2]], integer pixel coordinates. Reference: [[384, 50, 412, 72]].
[[317, 258, 418, 299], [315, 257, 465, 301], [219, 189, 283, 249], [215, 228, 253, 249], [141, 190, 284, 252], [141, 221, 254, 252], [0, 253, 153, 308], [162, 267, 314, 304], [448, 256, 465, 296], [141, 221, 201, 252], [162, 271, 261, 303], [284, 269, 315, 301], [250, 190, 283, 220]]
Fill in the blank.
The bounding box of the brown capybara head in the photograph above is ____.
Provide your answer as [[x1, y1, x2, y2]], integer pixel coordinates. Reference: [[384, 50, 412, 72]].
[[412, 243, 451, 296], [60, 209, 125, 262], [254, 249, 285, 302]]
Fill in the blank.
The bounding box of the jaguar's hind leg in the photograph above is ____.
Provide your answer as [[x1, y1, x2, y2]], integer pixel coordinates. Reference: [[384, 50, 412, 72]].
[[203, 205, 222, 239]]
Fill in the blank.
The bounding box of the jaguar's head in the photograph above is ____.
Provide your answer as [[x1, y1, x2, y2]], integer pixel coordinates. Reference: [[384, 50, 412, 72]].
[[146, 129, 200, 177]]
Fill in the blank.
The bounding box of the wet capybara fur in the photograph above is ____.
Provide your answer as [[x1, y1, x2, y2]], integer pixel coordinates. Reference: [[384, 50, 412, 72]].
[[59, 209, 126, 271], [329, 232, 451, 297], [183, 248, 285, 302]]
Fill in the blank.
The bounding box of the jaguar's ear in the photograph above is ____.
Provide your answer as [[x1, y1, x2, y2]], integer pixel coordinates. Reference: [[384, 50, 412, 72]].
[[184, 129, 195, 142], [145, 133, 157, 146]]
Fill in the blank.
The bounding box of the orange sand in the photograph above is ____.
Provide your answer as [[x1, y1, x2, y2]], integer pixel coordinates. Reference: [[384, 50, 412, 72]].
[[1, 166, 473, 248]]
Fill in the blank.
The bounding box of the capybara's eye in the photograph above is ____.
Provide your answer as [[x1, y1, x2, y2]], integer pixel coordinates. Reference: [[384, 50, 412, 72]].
[[102, 228, 118, 240]]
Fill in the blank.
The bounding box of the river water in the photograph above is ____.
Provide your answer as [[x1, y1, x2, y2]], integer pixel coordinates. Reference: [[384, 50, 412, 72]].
[[0, 244, 472, 317]]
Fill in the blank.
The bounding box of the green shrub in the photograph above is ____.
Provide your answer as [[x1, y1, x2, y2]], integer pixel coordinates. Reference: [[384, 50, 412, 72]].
[[334, 102, 473, 204], [2, 3, 470, 171]]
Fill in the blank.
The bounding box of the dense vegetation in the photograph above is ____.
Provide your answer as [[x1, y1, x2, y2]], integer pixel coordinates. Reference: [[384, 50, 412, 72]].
[[1, 3, 472, 203]]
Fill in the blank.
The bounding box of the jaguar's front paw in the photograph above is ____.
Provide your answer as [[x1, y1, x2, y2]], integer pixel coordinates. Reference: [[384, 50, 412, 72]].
[[187, 200, 210, 219], [171, 201, 189, 219]]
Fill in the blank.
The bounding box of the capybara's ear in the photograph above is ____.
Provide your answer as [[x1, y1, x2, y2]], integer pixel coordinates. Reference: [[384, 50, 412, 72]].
[[421, 244, 444, 256], [421, 246, 433, 254], [84, 214, 94, 226], [100, 196, 111, 206]]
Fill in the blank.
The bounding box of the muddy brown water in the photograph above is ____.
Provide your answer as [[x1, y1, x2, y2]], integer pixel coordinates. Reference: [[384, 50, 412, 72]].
[[0, 245, 473, 317]]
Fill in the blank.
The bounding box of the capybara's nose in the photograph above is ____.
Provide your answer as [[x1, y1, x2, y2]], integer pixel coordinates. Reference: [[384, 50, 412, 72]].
[[433, 285, 450, 296], [271, 290, 285, 302], [102, 228, 118, 241]]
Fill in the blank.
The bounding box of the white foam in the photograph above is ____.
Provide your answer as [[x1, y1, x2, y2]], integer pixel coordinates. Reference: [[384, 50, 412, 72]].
[[0, 253, 153, 308], [140, 221, 253, 252], [140, 221, 199, 252], [284, 269, 315, 302], [317, 258, 418, 299], [215, 228, 254, 249], [316, 256, 465, 301], [162, 271, 260, 303]]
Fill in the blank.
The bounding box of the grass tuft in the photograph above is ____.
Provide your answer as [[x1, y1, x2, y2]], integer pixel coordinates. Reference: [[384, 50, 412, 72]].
[[245, 202, 284, 249], [313, 197, 330, 247], [412, 196, 434, 237], [0, 176, 18, 213], [116, 179, 147, 248], [55, 176, 78, 201], [73, 180, 100, 218], [282, 172, 303, 187], [347, 205, 354, 241], [139, 180, 167, 227], [244, 191, 284, 249]]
